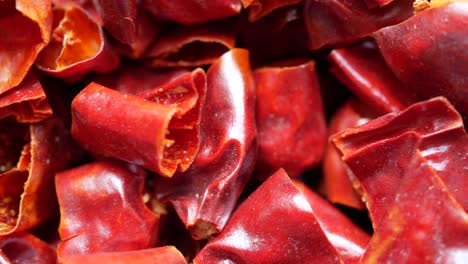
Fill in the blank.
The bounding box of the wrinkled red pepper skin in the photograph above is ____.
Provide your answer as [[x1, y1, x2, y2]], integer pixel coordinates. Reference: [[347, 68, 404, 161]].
[[56, 161, 159, 258], [246, 0, 302, 22], [59, 246, 187, 264], [329, 40, 416, 115], [36, 3, 119, 82], [145, 19, 237, 68], [321, 100, 373, 210], [304, 0, 413, 50], [254, 60, 326, 178], [194, 169, 342, 263], [374, 2, 468, 122], [333, 97, 468, 227], [294, 180, 370, 264], [142, 0, 242, 25], [356, 133, 468, 263], [154, 49, 257, 240], [0, 232, 56, 264], [92, 0, 137, 44], [0, 0, 52, 93], [72, 69, 206, 177]]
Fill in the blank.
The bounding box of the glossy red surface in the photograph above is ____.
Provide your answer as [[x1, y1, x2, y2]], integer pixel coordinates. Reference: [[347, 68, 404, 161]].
[[154, 49, 257, 240], [0, 232, 56, 264]]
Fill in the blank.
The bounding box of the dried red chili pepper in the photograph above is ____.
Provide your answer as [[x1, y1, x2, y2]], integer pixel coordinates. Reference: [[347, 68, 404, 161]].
[[0, 0, 52, 93], [142, 0, 242, 25], [329, 40, 416, 115], [363, 0, 395, 8], [60, 246, 187, 264], [0, 232, 56, 264], [304, 0, 413, 50], [145, 19, 237, 68], [246, 0, 302, 22], [92, 0, 137, 45], [194, 169, 342, 263], [36, 3, 119, 82], [374, 1, 468, 122], [0, 71, 52, 123], [355, 133, 468, 263], [294, 180, 370, 264], [321, 100, 375, 210], [56, 161, 160, 258], [333, 97, 468, 227], [154, 49, 257, 240], [71, 68, 206, 177], [254, 60, 326, 178]]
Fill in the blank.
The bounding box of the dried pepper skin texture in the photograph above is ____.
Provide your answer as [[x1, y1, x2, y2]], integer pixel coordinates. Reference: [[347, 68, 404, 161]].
[[145, 19, 237, 68], [254, 60, 326, 178], [60, 246, 187, 264], [321, 100, 373, 210], [294, 181, 370, 264], [154, 49, 257, 240], [92, 0, 137, 45], [363, 0, 395, 8], [333, 97, 468, 228], [0, 71, 52, 123], [355, 133, 468, 263], [374, 2, 468, 122], [0, 232, 56, 264], [0, 108, 79, 235], [56, 161, 159, 258], [246, 0, 302, 22], [304, 0, 413, 50], [0, 0, 52, 93], [71, 69, 206, 177], [329, 40, 416, 115], [194, 169, 342, 264], [142, 0, 242, 25], [36, 3, 119, 82]]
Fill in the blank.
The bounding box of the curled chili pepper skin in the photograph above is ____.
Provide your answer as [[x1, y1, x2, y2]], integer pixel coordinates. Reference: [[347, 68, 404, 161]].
[[304, 0, 413, 51], [0, 0, 52, 94], [374, 2, 468, 122], [246, 0, 302, 22], [55, 161, 160, 258], [0, 232, 57, 264], [36, 3, 120, 82], [333, 97, 468, 227], [194, 169, 343, 264], [71, 68, 206, 177], [154, 49, 257, 240], [254, 60, 326, 178], [59, 246, 187, 264]]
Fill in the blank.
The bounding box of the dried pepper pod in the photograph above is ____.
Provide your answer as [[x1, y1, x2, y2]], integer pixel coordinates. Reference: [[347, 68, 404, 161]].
[[241, 4, 309, 66], [0, 232, 56, 264], [36, 3, 119, 82], [374, 1, 468, 122], [304, 0, 413, 50], [246, 0, 302, 22], [72, 68, 206, 177], [329, 40, 416, 115], [60, 246, 187, 264], [142, 0, 242, 25], [92, 0, 137, 45], [294, 180, 370, 264], [145, 19, 237, 68], [321, 100, 374, 210], [0, 0, 52, 93], [194, 169, 342, 264], [154, 49, 257, 240], [254, 60, 326, 178], [0, 71, 52, 123], [0, 109, 79, 235], [354, 133, 468, 263], [333, 97, 468, 227], [363, 0, 395, 8], [56, 161, 160, 258]]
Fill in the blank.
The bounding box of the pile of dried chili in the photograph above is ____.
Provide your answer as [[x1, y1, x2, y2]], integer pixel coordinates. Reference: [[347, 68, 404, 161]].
[[0, 0, 467, 263]]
